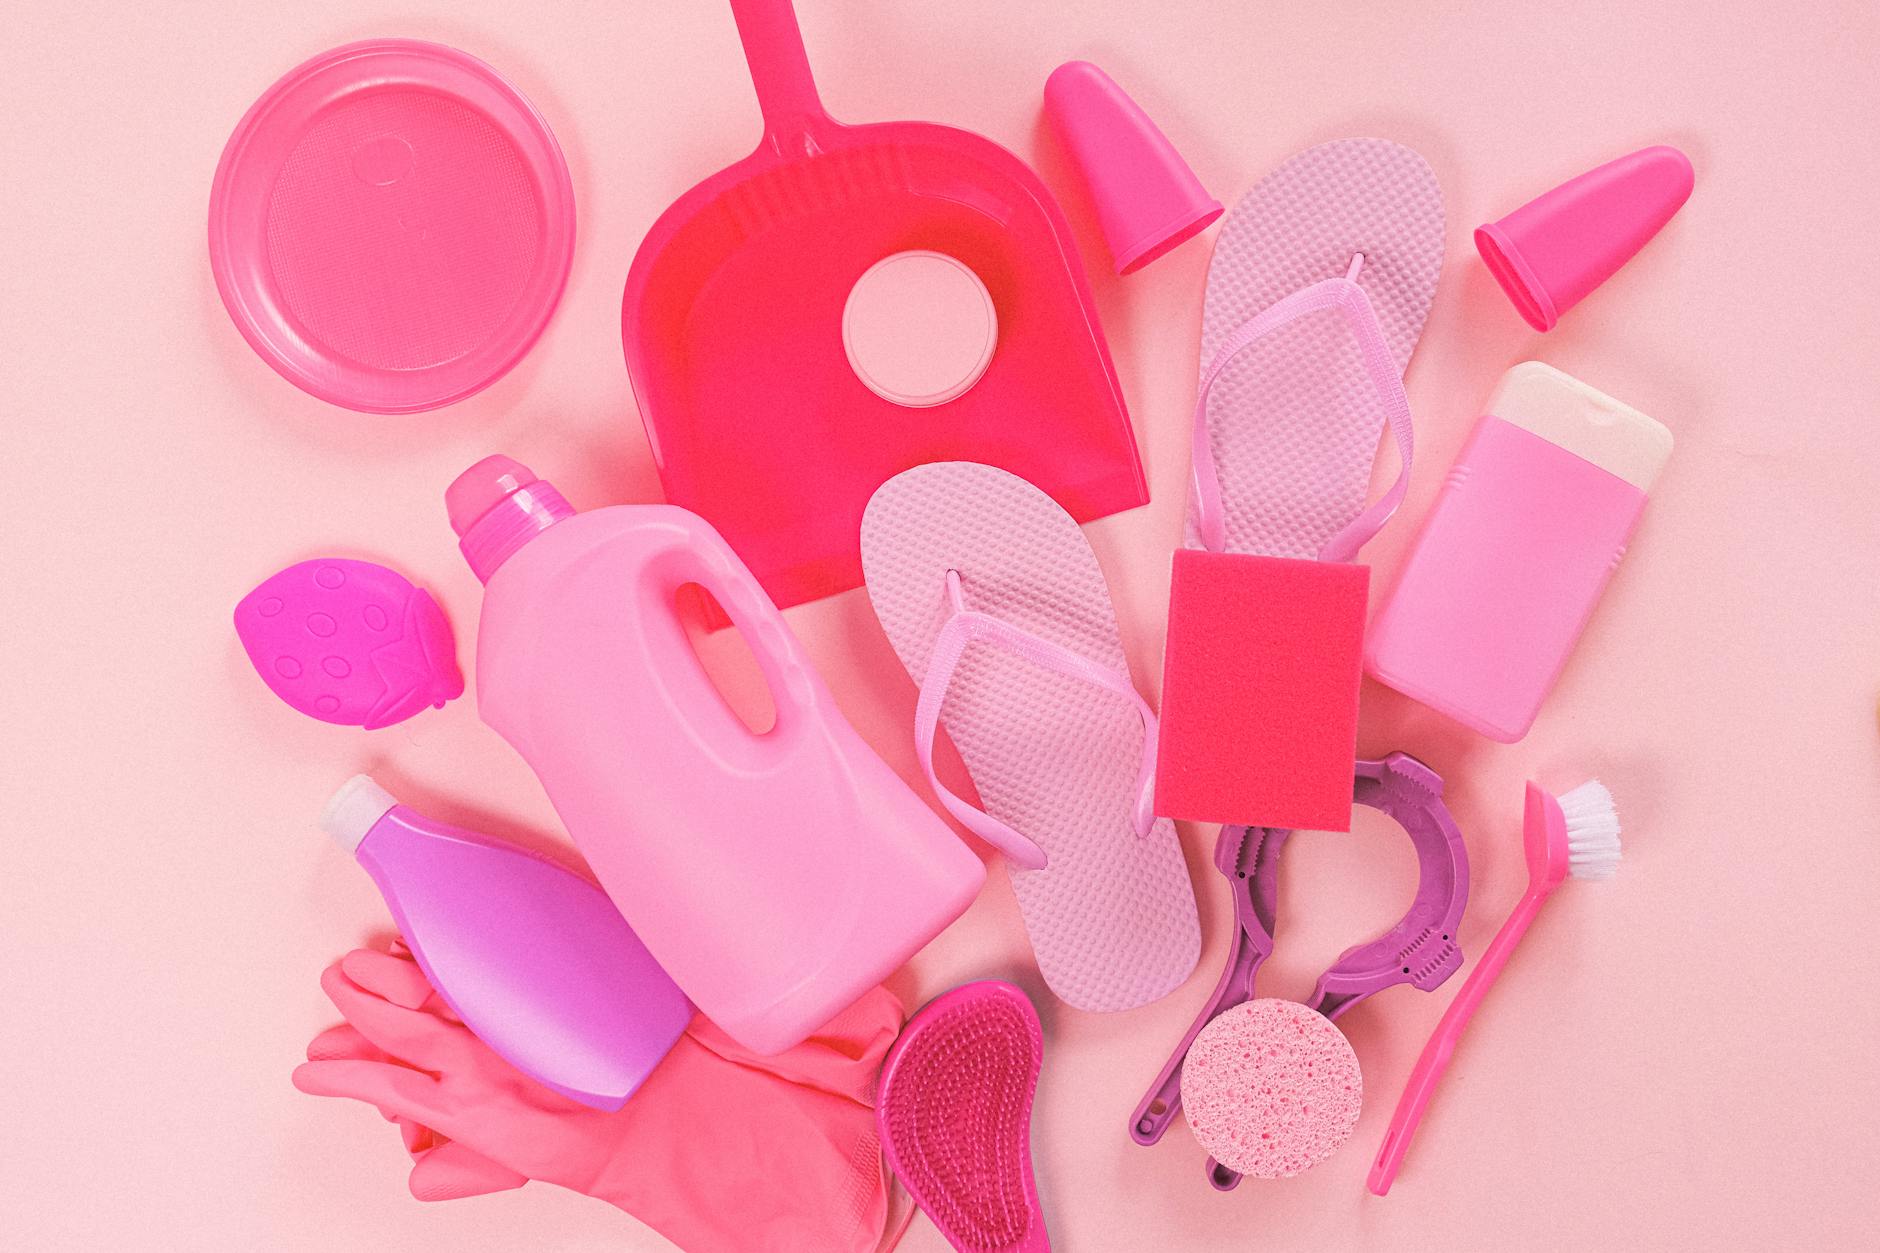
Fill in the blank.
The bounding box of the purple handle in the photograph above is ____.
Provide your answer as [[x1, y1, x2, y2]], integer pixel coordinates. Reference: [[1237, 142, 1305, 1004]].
[[1129, 825, 1280, 1146], [728, 0, 831, 149], [1130, 753, 1471, 1191]]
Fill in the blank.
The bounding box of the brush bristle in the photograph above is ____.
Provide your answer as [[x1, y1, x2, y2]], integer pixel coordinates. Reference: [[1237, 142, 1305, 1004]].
[[879, 988, 1042, 1250], [1557, 780, 1621, 880]]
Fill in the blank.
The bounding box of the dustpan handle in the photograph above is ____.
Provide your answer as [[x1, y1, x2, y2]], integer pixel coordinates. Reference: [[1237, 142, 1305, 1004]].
[[729, 0, 830, 146]]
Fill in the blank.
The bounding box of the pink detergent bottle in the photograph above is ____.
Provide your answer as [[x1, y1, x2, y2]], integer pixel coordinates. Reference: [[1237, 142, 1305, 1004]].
[[320, 775, 692, 1110], [446, 456, 985, 1054]]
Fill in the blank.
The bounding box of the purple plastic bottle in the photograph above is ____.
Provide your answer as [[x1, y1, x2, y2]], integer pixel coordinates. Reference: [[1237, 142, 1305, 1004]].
[[320, 776, 692, 1110]]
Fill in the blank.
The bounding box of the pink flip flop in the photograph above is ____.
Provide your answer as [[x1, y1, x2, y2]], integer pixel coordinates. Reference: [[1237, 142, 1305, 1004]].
[[1186, 138, 1444, 560], [1152, 140, 1444, 832], [861, 462, 1200, 1013]]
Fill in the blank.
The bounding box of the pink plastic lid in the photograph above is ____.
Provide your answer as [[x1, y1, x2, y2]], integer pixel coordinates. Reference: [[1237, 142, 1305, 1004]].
[[1474, 145, 1693, 332], [208, 40, 575, 413], [841, 252, 998, 408], [1044, 61, 1222, 275], [447, 454, 576, 582]]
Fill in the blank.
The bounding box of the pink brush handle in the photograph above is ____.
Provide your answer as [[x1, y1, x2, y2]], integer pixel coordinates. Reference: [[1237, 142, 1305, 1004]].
[[728, 0, 829, 143], [1368, 888, 1550, 1195]]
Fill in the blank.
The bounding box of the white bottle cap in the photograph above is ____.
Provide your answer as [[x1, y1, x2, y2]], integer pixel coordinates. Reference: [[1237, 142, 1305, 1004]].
[[320, 774, 399, 854], [1489, 361, 1672, 493]]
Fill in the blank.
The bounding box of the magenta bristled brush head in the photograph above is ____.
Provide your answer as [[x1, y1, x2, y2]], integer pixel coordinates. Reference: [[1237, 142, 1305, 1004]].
[[877, 981, 1050, 1253]]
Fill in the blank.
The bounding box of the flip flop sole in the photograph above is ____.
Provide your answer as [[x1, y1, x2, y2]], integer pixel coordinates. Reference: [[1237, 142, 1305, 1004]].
[[863, 462, 1200, 1012], [1192, 138, 1444, 557]]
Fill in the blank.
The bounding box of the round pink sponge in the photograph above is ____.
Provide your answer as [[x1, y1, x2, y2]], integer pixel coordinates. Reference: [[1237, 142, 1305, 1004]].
[[1180, 999, 1363, 1179]]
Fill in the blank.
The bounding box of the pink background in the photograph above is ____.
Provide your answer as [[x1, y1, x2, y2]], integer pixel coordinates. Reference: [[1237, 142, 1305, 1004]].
[[5, 0, 1878, 1247]]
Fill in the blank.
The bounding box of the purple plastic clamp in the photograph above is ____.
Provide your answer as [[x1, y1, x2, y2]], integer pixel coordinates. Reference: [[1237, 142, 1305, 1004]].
[[1127, 752, 1469, 1191]]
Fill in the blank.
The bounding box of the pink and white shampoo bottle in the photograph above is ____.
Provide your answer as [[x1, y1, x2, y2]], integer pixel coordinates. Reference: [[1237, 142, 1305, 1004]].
[[1366, 363, 1672, 742], [446, 456, 985, 1055], [321, 775, 691, 1110]]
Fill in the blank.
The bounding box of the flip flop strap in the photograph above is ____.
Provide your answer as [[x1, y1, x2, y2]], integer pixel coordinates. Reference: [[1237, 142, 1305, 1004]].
[[1189, 258, 1416, 563], [914, 571, 1160, 871]]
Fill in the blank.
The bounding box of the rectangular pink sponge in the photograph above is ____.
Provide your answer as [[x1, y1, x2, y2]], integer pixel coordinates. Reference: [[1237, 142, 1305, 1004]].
[[1155, 551, 1368, 832]]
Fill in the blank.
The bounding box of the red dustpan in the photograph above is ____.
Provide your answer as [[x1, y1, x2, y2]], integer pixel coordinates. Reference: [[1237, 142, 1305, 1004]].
[[622, 0, 1146, 610]]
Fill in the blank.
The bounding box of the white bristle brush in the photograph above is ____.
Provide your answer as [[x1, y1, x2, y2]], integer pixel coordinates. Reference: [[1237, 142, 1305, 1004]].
[[1367, 779, 1622, 1195]]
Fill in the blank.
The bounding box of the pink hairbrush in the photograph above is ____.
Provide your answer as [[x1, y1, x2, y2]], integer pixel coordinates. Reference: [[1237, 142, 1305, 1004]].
[[1131, 753, 1469, 1189], [234, 558, 462, 728], [877, 981, 1050, 1252]]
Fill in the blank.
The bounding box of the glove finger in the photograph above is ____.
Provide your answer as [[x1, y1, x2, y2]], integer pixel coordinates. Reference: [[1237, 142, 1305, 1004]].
[[308, 1026, 442, 1132], [341, 947, 438, 1012], [394, 1114, 436, 1153], [307, 1023, 384, 1063], [320, 963, 461, 1073], [293, 1058, 451, 1127], [345, 946, 465, 1025], [408, 1141, 530, 1202]]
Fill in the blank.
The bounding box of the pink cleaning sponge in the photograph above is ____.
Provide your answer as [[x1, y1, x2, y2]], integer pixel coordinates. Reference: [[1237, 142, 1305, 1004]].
[[1181, 999, 1363, 1179], [1154, 550, 1367, 831]]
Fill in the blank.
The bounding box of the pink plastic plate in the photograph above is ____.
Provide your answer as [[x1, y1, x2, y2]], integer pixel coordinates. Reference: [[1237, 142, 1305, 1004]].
[[209, 40, 574, 414]]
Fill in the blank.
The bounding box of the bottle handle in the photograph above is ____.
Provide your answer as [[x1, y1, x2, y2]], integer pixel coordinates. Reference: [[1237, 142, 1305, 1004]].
[[647, 517, 818, 748]]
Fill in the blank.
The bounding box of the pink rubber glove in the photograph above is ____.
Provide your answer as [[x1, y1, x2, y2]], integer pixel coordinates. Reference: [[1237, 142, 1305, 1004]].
[[294, 944, 905, 1253], [303, 964, 530, 1203]]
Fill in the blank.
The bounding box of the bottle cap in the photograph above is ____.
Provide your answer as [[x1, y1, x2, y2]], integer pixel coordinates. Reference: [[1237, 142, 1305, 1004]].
[[447, 454, 576, 582], [320, 774, 398, 854], [1044, 61, 1222, 275], [1475, 145, 1694, 331]]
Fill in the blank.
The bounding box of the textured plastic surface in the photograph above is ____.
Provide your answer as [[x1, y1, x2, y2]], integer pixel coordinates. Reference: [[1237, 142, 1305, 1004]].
[[620, 0, 1146, 612], [842, 251, 997, 407], [861, 462, 1200, 1012], [1368, 780, 1620, 1194], [295, 945, 905, 1251], [1181, 1000, 1363, 1179], [1155, 550, 1368, 830], [877, 981, 1050, 1253], [208, 39, 574, 413], [1185, 138, 1443, 558], [328, 780, 691, 1111], [234, 558, 461, 728], [1476, 145, 1694, 331], [1130, 754, 1467, 1190], [456, 458, 984, 1055], [1042, 61, 1221, 275], [1187, 255, 1419, 563], [1366, 364, 1669, 742]]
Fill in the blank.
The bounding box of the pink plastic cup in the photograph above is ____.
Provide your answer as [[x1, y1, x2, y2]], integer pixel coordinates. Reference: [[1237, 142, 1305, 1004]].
[[1044, 61, 1221, 275], [1475, 145, 1694, 331]]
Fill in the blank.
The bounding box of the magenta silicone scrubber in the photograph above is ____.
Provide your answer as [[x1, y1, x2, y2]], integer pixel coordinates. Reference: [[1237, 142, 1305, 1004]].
[[234, 557, 461, 729]]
